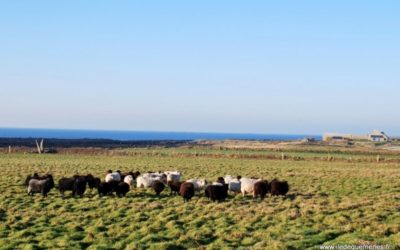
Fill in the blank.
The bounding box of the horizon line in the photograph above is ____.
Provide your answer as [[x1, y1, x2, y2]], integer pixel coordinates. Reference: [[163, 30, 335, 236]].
[[0, 126, 321, 136]]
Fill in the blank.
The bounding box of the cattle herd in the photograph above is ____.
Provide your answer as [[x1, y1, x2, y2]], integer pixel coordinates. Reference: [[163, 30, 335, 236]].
[[24, 170, 289, 203]]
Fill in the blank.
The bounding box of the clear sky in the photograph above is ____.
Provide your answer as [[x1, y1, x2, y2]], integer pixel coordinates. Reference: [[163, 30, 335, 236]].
[[1, 1, 399, 135]]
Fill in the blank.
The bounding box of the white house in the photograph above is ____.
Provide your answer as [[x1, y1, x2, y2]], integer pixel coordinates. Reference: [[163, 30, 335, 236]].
[[368, 130, 389, 142]]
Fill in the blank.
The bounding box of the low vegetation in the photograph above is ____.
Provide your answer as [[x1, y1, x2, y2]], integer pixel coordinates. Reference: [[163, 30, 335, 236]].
[[0, 146, 399, 249]]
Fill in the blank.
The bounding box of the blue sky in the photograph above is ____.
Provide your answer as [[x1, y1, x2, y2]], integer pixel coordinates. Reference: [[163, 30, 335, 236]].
[[1, 1, 399, 135]]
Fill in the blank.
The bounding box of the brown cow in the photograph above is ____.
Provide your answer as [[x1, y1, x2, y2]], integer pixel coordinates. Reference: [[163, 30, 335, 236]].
[[179, 182, 195, 202]]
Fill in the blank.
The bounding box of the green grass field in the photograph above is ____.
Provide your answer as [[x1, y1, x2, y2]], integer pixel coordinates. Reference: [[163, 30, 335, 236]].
[[1, 149, 400, 249]]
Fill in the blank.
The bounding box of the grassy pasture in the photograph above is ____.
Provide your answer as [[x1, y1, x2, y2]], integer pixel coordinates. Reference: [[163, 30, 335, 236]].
[[115, 147, 400, 161], [0, 150, 400, 249]]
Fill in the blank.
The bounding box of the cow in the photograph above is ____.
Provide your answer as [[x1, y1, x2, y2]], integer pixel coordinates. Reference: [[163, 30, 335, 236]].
[[253, 180, 269, 200], [269, 179, 289, 196], [179, 182, 195, 202], [105, 171, 121, 183], [27, 174, 54, 197], [24, 173, 41, 186], [185, 179, 207, 193], [165, 171, 181, 183], [73, 176, 87, 198], [240, 177, 262, 196], [114, 182, 130, 197], [205, 184, 229, 202], [137, 172, 167, 188], [152, 180, 165, 196], [98, 181, 114, 197], [168, 180, 182, 196], [87, 175, 101, 191]]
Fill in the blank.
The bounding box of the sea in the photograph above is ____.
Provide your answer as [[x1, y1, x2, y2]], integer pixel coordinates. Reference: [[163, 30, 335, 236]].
[[0, 128, 321, 141]]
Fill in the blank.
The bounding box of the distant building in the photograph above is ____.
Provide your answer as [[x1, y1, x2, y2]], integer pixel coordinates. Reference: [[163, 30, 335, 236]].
[[368, 130, 389, 142], [323, 133, 350, 142], [301, 137, 316, 143], [323, 130, 390, 142], [391, 137, 400, 142], [323, 133, 367, 142]]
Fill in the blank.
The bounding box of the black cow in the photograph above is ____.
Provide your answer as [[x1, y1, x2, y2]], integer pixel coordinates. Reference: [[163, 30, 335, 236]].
[[269, 179, 289, 196], [114, 182, 129, 197], [58, 177, 75, 197], [58, 175, 88, 198], [179, 182, 195, 202], [253, 180, 269, 200], [98, 181, 113, 197], [152, 180, 165, 196], [216, 177, 225, 185], [205, 184, 229, 202], [85, 174, 100, 190], [73, 176, 87, 197]]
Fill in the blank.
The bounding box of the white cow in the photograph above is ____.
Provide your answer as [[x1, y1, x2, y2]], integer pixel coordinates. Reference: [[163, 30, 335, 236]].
[[240, 177, 262, 196], [224, 175, 235, 184], [136, 176, 154, 188], [148, 172, 167, 184], [186, 178, 207, 192], [137, 172, 167, 188], [165, 171, 181, 182], [124, 175, 135, 187], [223, 175, 242, 194], [228, 180, 241, 193], [105, 172, 121, 183]]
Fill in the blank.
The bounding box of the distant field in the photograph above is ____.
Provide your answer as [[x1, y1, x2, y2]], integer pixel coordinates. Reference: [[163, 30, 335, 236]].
[[1, 148, 400, 249], [114, 147, 400, 161]]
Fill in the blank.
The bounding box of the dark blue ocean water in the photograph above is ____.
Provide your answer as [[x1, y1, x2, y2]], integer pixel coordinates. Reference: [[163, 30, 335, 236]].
[[0, 128, 321, 141]]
